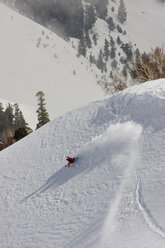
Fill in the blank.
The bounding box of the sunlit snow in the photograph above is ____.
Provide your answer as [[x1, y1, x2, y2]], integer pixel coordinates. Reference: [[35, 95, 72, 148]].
[[0, 79, 165, 247]]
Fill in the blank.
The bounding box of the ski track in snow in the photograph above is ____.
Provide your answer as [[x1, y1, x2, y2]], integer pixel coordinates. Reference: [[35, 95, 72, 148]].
[[136, 180, 165, 239], [1, 80, 165, 247], [98, 121, 142, 247]]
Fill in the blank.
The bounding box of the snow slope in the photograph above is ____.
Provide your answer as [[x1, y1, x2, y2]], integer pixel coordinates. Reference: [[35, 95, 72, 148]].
[[72, 0, 165, 78], [0, 3, 103, 125], [125, 0, 165, 52], [92, 0, 165, 53], [0, 79, 165, 247]]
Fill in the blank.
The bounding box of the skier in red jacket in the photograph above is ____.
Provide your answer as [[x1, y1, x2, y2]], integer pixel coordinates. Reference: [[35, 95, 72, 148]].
[[66, 156, 75, 167]]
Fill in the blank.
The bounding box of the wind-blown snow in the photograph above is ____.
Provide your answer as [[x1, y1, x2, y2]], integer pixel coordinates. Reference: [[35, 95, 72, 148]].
[[0, 79, 165, 247], [99, 122, 142, 247]]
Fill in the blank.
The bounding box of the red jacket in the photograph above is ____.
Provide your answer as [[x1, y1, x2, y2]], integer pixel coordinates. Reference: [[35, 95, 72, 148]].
[[66, 156, 75, 166]]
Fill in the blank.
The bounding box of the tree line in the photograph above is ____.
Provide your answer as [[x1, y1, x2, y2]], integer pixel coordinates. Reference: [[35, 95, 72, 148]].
[[0, 91, 50, 151], [98, 45, 165, 95]]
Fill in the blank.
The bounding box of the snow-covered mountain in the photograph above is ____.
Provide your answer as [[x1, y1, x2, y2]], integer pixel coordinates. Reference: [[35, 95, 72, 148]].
[[1, 79, 165, 247], [11, 0, 165, 77], [76, 0, 165, 77], [125, 0, 165, 52], [1, 0, 165, 128], [0, 3, 104, 127]]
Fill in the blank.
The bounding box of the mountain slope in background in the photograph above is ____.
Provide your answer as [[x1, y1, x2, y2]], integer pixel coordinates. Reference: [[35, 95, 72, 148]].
[[0, 79, 165, 247], [11, 0, 165, 77], [125, 0, 165, 51], [0, 3, 104, 126], [76, 0, 165, 77]]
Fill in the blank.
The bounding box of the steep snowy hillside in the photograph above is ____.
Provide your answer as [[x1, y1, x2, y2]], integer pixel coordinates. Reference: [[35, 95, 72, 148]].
[[0, 3, 103, 124], [9, 0, 165, 80], [0, 79, 165, 247], [80, 0, 165, 76], [125, 0, 165, 51]]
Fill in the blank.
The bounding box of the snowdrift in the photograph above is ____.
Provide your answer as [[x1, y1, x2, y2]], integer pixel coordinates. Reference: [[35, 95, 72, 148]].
[[0, 79, 165, 247]]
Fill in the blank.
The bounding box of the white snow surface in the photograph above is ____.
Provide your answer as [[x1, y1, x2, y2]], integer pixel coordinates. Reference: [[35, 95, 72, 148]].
[[1, 0, 165, 129], [0, 3, 104, 127], [1, 79, 165, 247], [125, 0, 165, 52]]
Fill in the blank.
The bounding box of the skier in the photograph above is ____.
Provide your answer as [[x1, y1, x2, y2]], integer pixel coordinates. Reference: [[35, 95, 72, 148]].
[[66, 156, 75, 167]]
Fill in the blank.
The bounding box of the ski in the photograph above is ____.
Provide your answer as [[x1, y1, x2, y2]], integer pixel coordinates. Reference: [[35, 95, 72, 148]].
[[65, 164, 76, 168]]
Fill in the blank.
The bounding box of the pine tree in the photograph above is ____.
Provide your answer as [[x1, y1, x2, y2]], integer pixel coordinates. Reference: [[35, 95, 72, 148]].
[[110, 36, 115, 47], [110, 37, 116, 59], [121, 42, 133, 61], [14, 127, 29, 141], [118, 0, 127, 24], [0, 103, 5, 134], [110, 47, 116, 59], [0, 103, 14, 148], [13, 103, 31, 133], [92, 33, 98, 46], [14, 103, 23, 129], [97, 50, 107, 73], [5, 103, 14, 128], [117, 24, 123, 33], [78, 36, 87, 57], [89, 53, 96, 64], [107, 17, 115, 31], [36, 91, 50, 129], [0, 103, 11, 135], [117, 36, 122, 45], [97, 50, 104, 72], [85, 31, 92, 49], [84, 5, 96, 32], [104, 39, 109, 61]]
